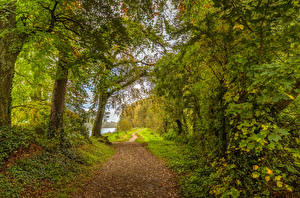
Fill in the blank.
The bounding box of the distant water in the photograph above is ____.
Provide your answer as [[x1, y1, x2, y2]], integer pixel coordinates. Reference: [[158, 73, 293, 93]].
[[88, 127, 116, 136], [101, 128, 116, 134]]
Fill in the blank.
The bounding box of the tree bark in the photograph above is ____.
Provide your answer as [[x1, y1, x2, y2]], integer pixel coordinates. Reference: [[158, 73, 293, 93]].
[[0, 2, 20, 127], [48, 59, 69, 138], [176, 119, 183, 135], [92, 92, 108, 137]]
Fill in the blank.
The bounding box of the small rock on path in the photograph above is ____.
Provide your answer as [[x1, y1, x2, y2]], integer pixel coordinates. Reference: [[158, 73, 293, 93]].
[[74, 132, 180, 198]]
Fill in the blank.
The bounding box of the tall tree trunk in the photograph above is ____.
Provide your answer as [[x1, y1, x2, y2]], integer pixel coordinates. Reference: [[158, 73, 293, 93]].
[[48, 59, 69, 139], [92, 92, 108, 137], [0, 2, 20, 127]]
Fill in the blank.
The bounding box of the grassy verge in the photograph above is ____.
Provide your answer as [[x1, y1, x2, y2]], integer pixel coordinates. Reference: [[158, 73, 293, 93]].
[[0, 133, 115, 198], [105, 128, 138, 142], [136, 128, 209, 198]]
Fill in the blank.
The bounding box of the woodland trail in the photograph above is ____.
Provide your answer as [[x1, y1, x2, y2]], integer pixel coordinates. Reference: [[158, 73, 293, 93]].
[[128, 132, 139, 142], [74, 132, 181, 198]]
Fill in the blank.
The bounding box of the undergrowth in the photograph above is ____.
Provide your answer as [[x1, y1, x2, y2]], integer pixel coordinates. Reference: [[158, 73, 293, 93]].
[[0, 127, 34, 167], [136, 128, 300, 197], [136, 129, 229, 198], [136, 129, 205, 197], [0, 127, 114, 198]]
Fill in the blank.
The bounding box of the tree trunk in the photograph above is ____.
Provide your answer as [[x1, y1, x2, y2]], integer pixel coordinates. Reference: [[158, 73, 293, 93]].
[[92, 92, 108, 137], [0, 2, 20, 127], [218, 83, 228, 153], [176, 119, 183, 135], [48, 59, 69, 139]]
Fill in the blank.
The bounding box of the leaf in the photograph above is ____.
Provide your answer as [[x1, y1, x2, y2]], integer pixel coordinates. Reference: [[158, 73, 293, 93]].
[[266, 168, 273, 175], [253, 165, 259, 170], [231, 188, 240, 198], [252, 172, 260, 178], [287, 166, 298, 173], [233, 24, 244, 30], [275, 175, 282, 181], [268, 133, 281, 142], [275, 128, 289, 136], [267, 142, 275, 149], [276, 181, 283, 188], [285, 185, 293, 192], [262, 124, 268, 130], [203, 4, 212, 8], [286, 93, 295, 100]]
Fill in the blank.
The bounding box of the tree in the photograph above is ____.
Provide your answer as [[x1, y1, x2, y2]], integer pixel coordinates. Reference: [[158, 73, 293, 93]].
[[0, 0, 81, 129], [91, 57, 150, 136], [145, 0, 300, 196], [0, 1, 24, 127], [48, 51, 69, 139], [85, 1, 163, 136]]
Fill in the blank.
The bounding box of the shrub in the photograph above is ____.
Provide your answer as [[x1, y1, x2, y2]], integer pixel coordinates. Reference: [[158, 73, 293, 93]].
[[0, 127, 34, 167]]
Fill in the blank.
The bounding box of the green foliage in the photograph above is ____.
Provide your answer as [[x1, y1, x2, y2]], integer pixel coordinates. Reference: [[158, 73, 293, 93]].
[[0, 0, 299, 197], [136, 129, 214, 197], [140, 0, 300, 196], [118, 97, 166, 133], [0, 127, 34, 166], [0, 137, 114, 197]]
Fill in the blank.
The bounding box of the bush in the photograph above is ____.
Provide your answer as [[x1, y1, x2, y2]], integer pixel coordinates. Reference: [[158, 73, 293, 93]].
[[0, 136, 114, 197], [0, 127, 34, 167], [136, 128, 300, 197]]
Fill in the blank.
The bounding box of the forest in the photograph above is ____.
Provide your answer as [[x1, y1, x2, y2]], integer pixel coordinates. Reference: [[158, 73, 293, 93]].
[[0, 0, 299, 197]]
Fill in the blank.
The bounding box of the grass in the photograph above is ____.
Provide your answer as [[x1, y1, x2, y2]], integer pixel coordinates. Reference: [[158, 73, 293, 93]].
[[105, 128, 139, 142], [0, 136, 115, 198], [136, 129, 199, 173], [136, 128, 212, 198]]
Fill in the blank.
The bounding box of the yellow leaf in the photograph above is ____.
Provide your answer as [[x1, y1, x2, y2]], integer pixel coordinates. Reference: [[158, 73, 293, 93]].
[[203, 4, 211, 8], [286, 94, 295, 100], [285, 184, 293, 192], [276, 181, 283, 188], [266, 167, 273, 175], [265, 176, 270, 182], [236, 180, 241, 185], [275, 176, 282, 181], [252, 172, 260, 179], [233, 24, 244, 30], [253, 165, 259, 170], [262, 124, 268, 130]]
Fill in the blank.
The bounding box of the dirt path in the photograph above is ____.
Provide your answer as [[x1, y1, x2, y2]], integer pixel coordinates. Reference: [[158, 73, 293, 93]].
[[128, 132, 138, 142], [74, 133, 181, 198]]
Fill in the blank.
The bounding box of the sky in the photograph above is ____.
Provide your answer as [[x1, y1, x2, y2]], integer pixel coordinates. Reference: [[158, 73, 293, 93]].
[[106, 108, 119, 122]]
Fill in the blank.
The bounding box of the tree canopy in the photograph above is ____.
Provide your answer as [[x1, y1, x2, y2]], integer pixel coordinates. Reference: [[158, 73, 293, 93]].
[[0, 0, 299, 197]]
